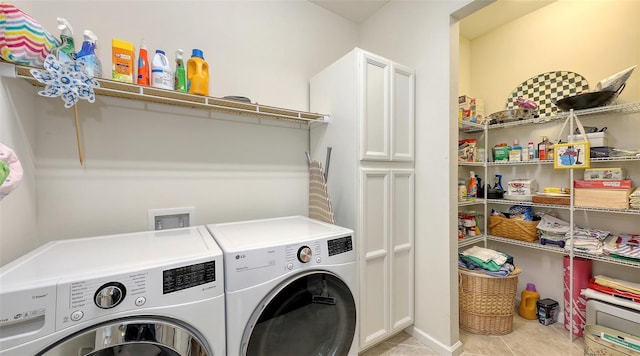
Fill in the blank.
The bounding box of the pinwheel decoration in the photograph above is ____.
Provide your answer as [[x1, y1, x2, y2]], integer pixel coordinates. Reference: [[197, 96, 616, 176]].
[[29, 54, 100, 165]]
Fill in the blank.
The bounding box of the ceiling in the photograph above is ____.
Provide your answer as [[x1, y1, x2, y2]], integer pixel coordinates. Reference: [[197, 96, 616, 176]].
[[309, 0, 555, 39]]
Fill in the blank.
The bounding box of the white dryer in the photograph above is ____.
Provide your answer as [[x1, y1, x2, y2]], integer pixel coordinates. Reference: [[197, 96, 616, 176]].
[[0, 226, 226, 355], [207, 215, 358, 356]]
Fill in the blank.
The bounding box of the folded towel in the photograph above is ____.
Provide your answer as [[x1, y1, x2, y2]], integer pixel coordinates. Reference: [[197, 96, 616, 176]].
[[594, 275, 640, 295], [461, 245, 508, 266]]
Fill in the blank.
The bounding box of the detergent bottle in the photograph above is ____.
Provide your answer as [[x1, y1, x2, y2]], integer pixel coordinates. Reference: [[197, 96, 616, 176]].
[[76, 30, 102, 78], [174, 49, 186, 92], [518, 283, 540, 320], [51, 17, 76, 63], [151, 50, 173, 90], [187, 48, 209, 96], [137, 39, 150, 86]]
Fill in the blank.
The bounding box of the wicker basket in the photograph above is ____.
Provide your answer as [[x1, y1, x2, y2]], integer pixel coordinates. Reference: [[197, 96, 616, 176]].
[[488, 215, 539, 242], [459, 266, 521, 335]]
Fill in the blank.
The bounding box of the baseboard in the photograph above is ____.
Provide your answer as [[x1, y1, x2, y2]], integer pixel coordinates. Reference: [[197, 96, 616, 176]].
[[406, 325, 463, 356]]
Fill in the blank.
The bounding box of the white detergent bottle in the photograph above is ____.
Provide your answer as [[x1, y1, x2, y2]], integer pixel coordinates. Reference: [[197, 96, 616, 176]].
[[76, 30, 102, 78], [151, 50, 173, 90]]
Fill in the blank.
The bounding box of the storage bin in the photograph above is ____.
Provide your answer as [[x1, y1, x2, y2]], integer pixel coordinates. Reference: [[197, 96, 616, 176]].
[[458, 266, 521, 335], [584, 324, 640, 355], [567, 131, 608, 147], [488, 215, 539, 242]]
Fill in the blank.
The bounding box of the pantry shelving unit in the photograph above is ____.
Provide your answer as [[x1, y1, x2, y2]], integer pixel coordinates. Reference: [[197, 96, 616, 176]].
[[0, 62, 329, 126], [458, 100, 640, 341]]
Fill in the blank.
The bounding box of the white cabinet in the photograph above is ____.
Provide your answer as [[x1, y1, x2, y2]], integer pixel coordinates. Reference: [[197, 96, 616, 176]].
[[360, 52, 415, 162], [310, 48, 415, 351]]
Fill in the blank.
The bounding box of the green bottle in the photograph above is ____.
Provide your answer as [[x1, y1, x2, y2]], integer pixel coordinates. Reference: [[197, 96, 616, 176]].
[[174, 49, 187, 92], [52, 17, 76, 63]]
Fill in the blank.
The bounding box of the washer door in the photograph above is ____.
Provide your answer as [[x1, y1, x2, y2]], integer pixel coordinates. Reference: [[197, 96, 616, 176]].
[[38, 318, 211, 356], [243, 271, 356, 356]]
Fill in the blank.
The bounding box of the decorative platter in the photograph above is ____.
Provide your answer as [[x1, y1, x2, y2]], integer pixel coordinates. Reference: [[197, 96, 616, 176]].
[[506, 71, 590, 117]]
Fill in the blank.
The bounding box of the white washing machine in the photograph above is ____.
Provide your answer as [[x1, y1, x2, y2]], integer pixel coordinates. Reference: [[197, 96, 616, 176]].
[[207, 215, 358, 356], [0, 226, 226, 355]]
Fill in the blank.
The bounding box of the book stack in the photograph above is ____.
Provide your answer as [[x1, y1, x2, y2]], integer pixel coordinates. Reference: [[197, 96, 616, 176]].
[[574, 179, 633, 209]]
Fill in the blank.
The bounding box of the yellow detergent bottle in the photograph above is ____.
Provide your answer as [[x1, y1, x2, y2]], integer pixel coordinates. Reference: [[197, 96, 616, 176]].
[[187, 48, 209, 96], [519, 283, 540, 320]]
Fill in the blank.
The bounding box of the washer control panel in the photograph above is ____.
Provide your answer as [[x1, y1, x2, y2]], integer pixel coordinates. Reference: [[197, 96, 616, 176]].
[[224, 233, 355, 292], [54, 259, 220, 331]]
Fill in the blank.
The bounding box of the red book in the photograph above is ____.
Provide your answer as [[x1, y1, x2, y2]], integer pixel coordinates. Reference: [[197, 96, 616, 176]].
[[573, 180, 632, 189]]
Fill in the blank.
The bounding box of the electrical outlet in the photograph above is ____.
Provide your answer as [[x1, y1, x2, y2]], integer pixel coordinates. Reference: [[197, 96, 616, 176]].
[[148, 207, 195, 231]]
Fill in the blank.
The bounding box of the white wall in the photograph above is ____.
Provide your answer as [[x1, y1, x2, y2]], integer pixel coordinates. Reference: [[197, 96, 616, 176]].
[[0, 76, 38, 265], [0, 1, 359, 264], [359, 1, 477, 355]]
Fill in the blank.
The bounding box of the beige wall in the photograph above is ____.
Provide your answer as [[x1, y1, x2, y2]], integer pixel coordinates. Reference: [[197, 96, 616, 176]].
[[467, 0, 640, 114]]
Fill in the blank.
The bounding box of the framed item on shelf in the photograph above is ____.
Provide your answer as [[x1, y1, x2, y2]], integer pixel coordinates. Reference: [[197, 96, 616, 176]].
[[554, 141, 590, 169]]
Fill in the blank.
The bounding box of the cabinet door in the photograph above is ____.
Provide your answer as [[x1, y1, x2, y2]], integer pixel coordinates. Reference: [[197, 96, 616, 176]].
[[390, 65, 415, 162], [359, 169, 390, 348], [359, 52, 390, 161], [390, 169, 414, 331]]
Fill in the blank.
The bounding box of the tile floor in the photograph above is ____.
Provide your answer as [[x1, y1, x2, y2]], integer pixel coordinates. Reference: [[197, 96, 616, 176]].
[[361, 314, 585, 355]]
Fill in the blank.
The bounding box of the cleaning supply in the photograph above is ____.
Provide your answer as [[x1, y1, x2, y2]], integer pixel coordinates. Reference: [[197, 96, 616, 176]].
[[467, 171, 477, 199], [538, 136, 550, 161], [137, 39, 149, 86], [151, 49, 173, 90], [187, 48, 209, 96], [76, 30, 102, 78], [458, 180, 467, 202], [528, 141, 535, 160], [51, 17, 76, 63], [519, 283, 540, 320], [112, 39, 134, 83], [174, 49, 187, 92], [509, 139, 522, 161], [494, 174, 504, 191]]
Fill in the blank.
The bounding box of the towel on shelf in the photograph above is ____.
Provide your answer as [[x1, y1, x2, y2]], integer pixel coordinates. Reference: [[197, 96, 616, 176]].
[[603, 234, 640, 261], [593, 275, 640, 295]]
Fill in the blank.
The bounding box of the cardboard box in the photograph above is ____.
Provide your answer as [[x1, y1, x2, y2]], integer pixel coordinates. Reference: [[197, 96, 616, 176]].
[[537, 298, 559, 326], [507, 179, 538, 196], [493, 146, 509, 161], [574, 188, 632, 209], [574, 180, 632, 189], [458, 95, 478, 123], [567, 131, 608, 147], [584, 168, 624, 180]]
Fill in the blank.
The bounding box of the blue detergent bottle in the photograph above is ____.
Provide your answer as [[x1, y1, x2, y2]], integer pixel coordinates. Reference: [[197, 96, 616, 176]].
[[76, 30, 102, 78]]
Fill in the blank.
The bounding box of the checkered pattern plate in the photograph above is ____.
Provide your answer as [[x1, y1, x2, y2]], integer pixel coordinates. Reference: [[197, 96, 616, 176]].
[[506, 71, 590, 117]]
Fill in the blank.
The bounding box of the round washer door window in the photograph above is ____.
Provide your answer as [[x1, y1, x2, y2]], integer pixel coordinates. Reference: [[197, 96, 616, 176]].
[[243, 271, 356, 356]]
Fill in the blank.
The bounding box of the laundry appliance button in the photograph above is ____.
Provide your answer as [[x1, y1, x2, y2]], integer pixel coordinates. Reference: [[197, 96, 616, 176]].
[[286, 263, 294, 270], [135, 296, 146, 306], [70, 310, 84, 321]]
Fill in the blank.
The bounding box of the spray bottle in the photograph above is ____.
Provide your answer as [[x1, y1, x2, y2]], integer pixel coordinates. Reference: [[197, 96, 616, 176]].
[[51, 17, 76, 63], [76, 30, 102, 78], [137, 39, 149, 86], [174, 49, 186, 92]]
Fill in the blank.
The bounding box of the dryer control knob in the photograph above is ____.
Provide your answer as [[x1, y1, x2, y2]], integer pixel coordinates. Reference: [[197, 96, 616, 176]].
[[297, 246, 312, 263], [95, 282, 126, 309]]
